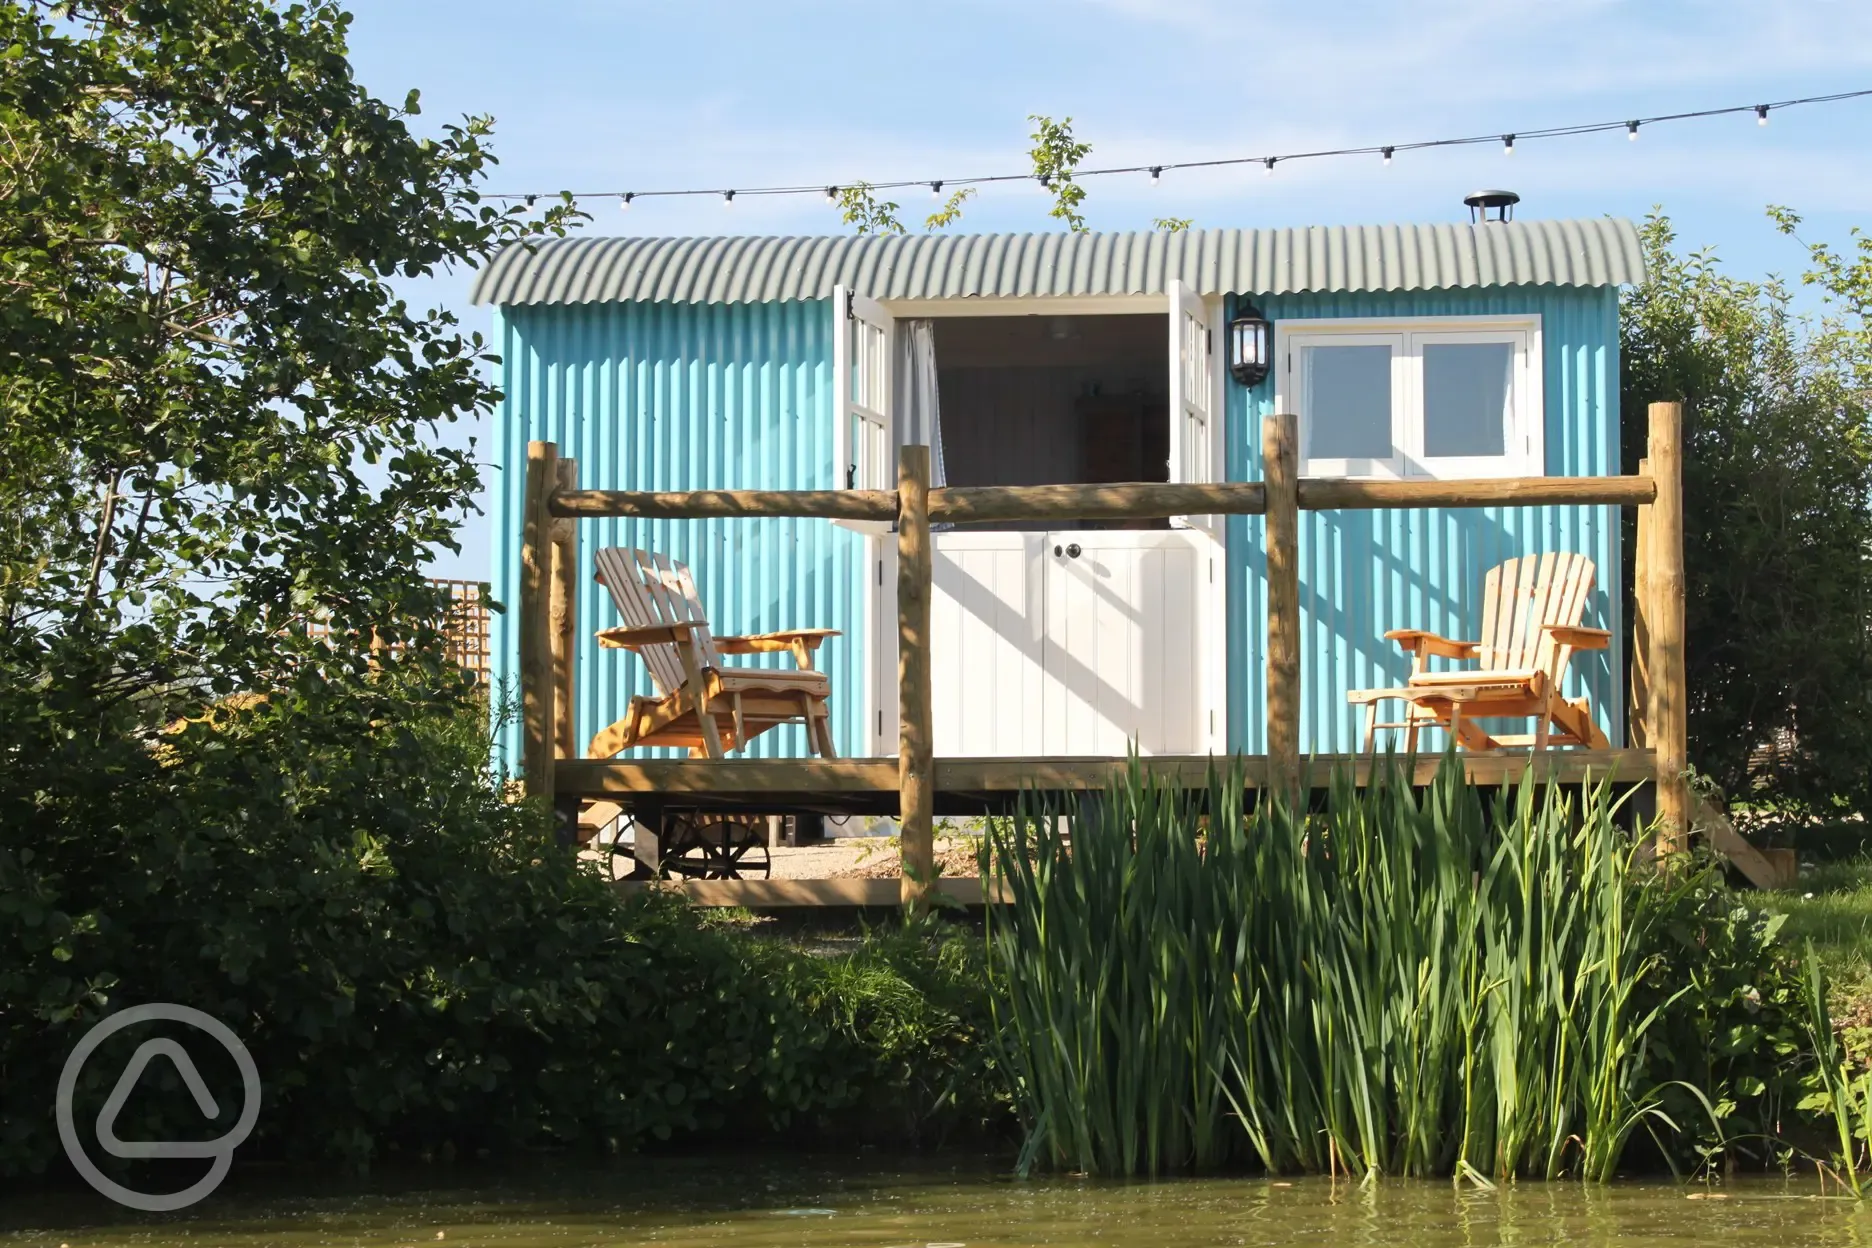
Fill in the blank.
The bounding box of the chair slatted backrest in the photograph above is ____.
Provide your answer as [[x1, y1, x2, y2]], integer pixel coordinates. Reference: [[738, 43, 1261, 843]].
[[1477, 552, 1597, 673], [593, 547, 725, 695]]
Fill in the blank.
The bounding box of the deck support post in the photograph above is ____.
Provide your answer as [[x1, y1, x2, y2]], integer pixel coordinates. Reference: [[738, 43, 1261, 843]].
[[1629, 456, 1651, 749], [549, 455, 580, 843], [1647, 403, 1689, 859], [1264, 413, 1301, 798], [520, 440, 559, 806], [897, 445, 935, 910]]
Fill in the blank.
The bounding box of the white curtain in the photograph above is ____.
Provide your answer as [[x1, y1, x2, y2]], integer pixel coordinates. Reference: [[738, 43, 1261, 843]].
[[895, 318, 947, 488]]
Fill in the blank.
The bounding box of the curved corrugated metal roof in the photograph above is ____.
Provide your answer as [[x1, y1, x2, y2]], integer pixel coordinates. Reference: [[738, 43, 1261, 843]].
[[470, 218, 1645, 307]]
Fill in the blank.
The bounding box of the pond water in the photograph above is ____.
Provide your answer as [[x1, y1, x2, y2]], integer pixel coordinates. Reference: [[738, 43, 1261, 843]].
[[6, 1157, 1872, 1248]]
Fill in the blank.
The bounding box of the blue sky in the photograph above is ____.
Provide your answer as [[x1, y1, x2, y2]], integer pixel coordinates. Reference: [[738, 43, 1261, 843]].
[[341, 1, 1872, 580]]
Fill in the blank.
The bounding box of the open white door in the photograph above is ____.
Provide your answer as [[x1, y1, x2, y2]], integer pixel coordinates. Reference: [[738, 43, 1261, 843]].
[[1167, 279, 1219, 534], [831, 285, 895, 534]]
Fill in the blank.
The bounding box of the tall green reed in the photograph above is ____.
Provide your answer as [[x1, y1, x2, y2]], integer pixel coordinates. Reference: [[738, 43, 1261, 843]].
[[1799, 941, 1872, 1194], [982, 753, 1693, 1179]]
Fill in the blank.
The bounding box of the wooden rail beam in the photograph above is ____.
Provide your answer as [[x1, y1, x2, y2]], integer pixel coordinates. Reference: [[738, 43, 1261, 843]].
[[1264, 414, 1301, 797], [549, 476, 1655, 525], [550, 488, 897, 522], [1297, 476, 1656, 511], [897, 446, 935, 911], [1648, 402, 1690, 859], [519, 441, 558, 803], [930, 481, 1267, 523]]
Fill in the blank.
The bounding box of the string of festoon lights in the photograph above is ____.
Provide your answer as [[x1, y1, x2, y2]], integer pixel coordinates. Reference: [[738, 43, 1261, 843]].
[[487, 88, 1872, 214]]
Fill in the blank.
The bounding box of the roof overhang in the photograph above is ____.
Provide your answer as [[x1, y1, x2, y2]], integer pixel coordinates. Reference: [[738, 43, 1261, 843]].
[[471, 219, 1645, 308]]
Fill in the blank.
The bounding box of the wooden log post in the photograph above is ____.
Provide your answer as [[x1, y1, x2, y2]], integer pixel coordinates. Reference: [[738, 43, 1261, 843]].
[[520, 441, 559, 805], [1647, 403, 1689, 858], [550, 457, 580, 760], [897, 446, 936, 910], [1263, 413, 1301, 798], [1629, 456, 1652, 749], [548, 456, 580, 843]]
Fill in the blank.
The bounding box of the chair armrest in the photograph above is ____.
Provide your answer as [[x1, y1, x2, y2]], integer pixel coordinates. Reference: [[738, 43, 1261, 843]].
[[713, 628, 842, 655], [1383, 629, 1480, 660], [715, 628, 843, 670], [1542, 625, 1612, 650], [595, 622, 700, 650]]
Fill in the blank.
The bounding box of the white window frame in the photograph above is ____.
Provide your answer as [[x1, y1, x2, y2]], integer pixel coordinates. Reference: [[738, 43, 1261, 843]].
[[1276, 314, 1544, 480]]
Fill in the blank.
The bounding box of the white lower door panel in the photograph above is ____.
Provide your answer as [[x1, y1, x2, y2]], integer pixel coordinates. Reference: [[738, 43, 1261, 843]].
[[1040, 531, 1201, 756], [930, 533, 1044, 757], [929, 529, 1202, 757]]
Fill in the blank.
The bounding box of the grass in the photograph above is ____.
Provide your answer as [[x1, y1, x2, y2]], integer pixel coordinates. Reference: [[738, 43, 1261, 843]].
[[1759, 855, 1872, 984]]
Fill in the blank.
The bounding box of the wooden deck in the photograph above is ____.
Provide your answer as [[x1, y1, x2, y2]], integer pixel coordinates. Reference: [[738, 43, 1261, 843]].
[[525, 403, 1697, 905], [561, 748, 1657, 816]]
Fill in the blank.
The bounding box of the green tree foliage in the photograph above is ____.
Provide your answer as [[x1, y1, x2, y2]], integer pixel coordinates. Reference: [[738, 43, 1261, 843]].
[[0, 0, 586, 709], [837, 182, 905, 235], [1621, 212, 1872, 817], [1152, 217, 1193, 232], [925, 186, 974, 231], [1028, 114, 1090, 232]]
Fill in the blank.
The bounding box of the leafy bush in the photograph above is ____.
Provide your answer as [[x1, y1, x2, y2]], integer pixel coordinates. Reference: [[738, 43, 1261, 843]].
[[0, 687, 1003, 1178]]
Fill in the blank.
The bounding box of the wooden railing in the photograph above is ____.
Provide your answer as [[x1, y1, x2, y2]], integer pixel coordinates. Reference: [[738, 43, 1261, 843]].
[[519, 403, 1687, 906]]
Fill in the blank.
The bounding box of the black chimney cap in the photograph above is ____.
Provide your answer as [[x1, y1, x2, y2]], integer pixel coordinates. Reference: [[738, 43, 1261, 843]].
[[1464, 189, 1520, 223]]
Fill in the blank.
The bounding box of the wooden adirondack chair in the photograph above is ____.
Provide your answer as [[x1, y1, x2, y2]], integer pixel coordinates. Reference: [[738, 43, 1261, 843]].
[[1346, 552, 1613, 752], [586, 547, 840, 760]]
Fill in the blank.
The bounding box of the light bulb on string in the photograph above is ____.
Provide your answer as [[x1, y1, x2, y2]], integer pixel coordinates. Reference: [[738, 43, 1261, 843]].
[[478, 89, 1872, 223]]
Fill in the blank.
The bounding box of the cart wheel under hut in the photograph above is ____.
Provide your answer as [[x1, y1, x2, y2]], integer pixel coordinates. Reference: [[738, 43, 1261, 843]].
[[658, 814, 772, 880]]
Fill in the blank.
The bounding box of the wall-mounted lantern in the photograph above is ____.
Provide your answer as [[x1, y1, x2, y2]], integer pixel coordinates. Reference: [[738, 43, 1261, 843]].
[[1228, 302, 1271, 387]]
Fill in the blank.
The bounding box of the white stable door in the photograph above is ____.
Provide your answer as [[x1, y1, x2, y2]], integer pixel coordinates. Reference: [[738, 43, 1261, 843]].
[[930, 531, 1201, 757]]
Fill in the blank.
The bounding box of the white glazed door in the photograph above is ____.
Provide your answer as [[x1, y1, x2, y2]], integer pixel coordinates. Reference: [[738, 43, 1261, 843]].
[[831, 285, 894, 534], [1166, 279, 1219, 534], [927, 531, 1202, 756]]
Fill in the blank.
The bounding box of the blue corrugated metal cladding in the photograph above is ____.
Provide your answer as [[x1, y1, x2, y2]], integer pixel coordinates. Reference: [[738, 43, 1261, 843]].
[[490, 283, 1622, 766], [1225, 286, 1624, 754], [490, 298, 863, 764]]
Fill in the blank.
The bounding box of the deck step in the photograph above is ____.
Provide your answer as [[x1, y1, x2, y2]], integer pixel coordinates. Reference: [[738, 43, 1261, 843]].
[[1693, 793, 1796, 890]]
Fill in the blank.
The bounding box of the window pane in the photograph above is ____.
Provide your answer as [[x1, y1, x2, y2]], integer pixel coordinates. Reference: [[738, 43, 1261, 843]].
[[1423, 342, 1512, 457], [1304, 345, 1392, 460]]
